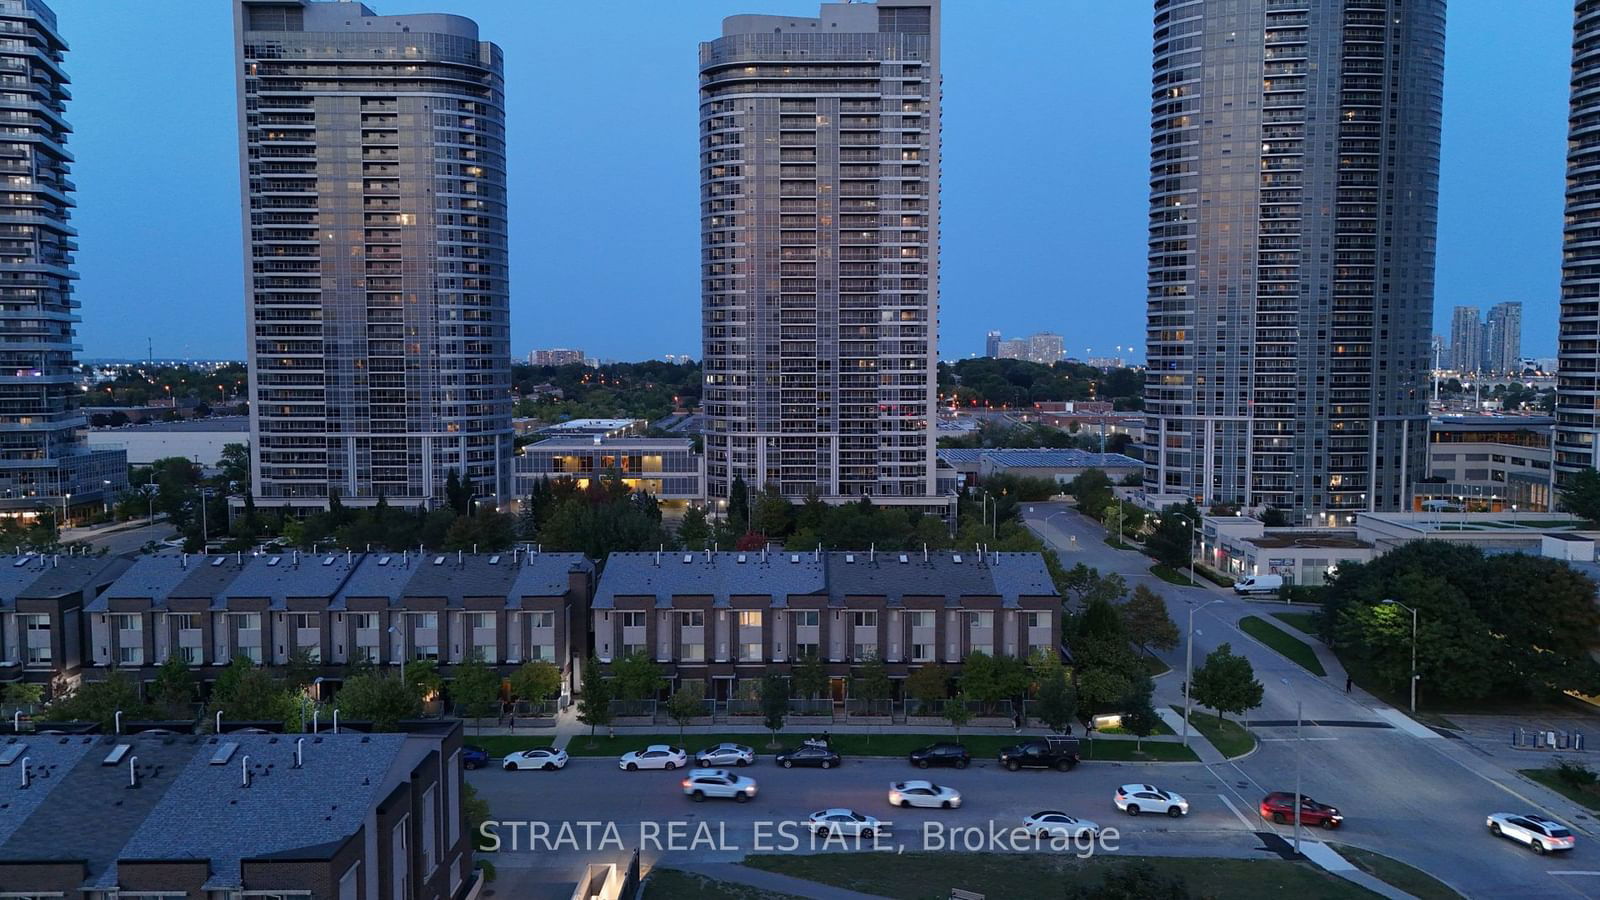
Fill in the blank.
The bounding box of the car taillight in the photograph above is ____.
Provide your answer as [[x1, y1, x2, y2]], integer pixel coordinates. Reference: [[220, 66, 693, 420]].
[[681, 779, 690, 787]]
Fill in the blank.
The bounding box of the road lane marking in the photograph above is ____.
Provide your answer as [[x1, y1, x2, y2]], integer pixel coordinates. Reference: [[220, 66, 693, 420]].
[[1258, 737, 1338, 742], [1549, 871, 1600, 876], [1217, 794, 1254, 830], [1373, 706, 1442, 739]]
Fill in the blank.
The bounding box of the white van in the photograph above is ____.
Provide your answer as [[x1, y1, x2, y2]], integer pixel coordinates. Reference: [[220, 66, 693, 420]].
[[1233, 574, 1284, 595]]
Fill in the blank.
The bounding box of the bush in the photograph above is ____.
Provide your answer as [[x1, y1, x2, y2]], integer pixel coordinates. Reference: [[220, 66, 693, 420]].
[[1558, 759, 1599, 790]]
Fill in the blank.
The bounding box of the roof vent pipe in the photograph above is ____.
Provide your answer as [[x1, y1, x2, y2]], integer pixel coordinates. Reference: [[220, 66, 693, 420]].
[[923, 543, 928, 562], [312, 708, 319, 734], [655, 545, 661, 566], [128, 755, 138, 787], [295, 737, 305, 769], [870, 544, 875, 563], [19, 757, 28, 789], [333, 708, 340, 734], [241, 754, 251, 788], [705, 547, 712, 563], [182, 553, 188, 569]]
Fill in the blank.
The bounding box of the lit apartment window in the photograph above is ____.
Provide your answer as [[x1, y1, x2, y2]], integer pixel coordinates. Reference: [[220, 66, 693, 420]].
[[737, 610, 762, 628]]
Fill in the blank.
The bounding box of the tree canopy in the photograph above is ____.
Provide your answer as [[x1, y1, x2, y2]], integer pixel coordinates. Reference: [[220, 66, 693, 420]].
[[1189, 643, 1263, 723]]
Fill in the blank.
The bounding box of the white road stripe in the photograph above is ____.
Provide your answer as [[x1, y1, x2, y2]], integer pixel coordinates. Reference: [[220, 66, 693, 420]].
[[1549, 871, 1600, 876], [1373, 706, 1442, 739], [1217, 793, 1254, 830], [1258, 737, 1338, 742]]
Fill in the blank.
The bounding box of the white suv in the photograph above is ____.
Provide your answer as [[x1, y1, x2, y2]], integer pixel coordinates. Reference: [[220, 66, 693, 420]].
[[682, 768, 758, 802]]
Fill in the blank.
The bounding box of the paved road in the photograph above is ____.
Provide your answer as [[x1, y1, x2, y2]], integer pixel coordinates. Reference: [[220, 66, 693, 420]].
[[1023, 501, 1600, 899], [61, 519, 174, 557]]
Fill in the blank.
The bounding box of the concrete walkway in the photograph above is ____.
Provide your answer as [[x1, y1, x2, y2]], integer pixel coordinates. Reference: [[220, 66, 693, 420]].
[[1157, 706, 1227, 764], [670, 862, 889, 900], [1299, 841, 1417, 900]]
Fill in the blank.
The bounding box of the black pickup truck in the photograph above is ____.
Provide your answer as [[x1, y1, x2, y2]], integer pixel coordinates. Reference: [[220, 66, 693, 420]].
[[998, 736, 1081, 772]]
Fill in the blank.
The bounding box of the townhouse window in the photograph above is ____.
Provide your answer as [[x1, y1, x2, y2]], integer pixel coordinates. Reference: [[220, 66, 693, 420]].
[[680, 610, 705, 627], [117, 644, 144, 667], [528, 643, 555, 662], [1024, 612, 1043, 628], [907, 611, 933, 629], [968, 612, 993, 630], [177, 645, 201, 665], [911, 643, 934, 662], [622, 611, 647, 629], [852, 642, 878, 660], [421, 785, 438, 876], [469, 612, 495, 630], [352, 645, 375, 664], [795, 610, 819, 627], [417, 613, 439, 630], [741, 641, 763, 661], [169, 613, 197, 631], [238, 613, 262, 632], [242, 645, 262, 664], [414, 645, 440, 661], [620, 643, 644, 658], [112, 613, 141, 633], [794, 642, 818, 659], [851, 611, 877, 628], [289, 613, 317, 630], [682, 642, 705, 661], [529, 611, 554, 628], [302, 643, 322, 663], [352, 613, 379, 630], [737, 610, 763, 628]]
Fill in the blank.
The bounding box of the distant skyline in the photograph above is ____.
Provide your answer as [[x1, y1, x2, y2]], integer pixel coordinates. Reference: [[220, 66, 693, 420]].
[[59, 1, 1568, 363]]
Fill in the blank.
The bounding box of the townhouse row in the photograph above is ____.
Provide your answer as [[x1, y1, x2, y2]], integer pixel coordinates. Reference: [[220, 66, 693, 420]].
[[0, 547, 1062, 702]]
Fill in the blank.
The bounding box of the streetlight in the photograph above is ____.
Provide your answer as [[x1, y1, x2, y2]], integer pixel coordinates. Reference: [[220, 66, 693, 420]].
[[1164, 510, 1200, 588], [102, 480, 111, 518], [1381, 599, 1420, 714], [199, 488, 214, 545], [60, 492, 70, 528], [1279, 676, 1303, 855], [1181, 597, 1224, 746]]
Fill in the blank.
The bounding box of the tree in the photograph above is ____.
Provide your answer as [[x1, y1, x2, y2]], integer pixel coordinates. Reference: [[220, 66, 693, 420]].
[[3, 683, 42, 709], [905, 664, 949, 710], [576, 655, 613, 744], [851, 654, 892, 711], [452, 657, 501, 731], [38, 673, 151, 731], [1070, 468, 1114, 517], [792, 652, 828, 701], [1120, 675, 1159, 751], [207, 659, 297, 729], [665, 681, 705, 740], [1059, 564, 1128, 609], [445, 469, 468, 515], [219, 442, 251, 490], [727, 474, 750, 532], [337, 671, 422, 732], [282, 647, 319, 695], [752, 484, 794, 538], [509, 660, 562, 706], [1033, 663, 1077, 734], [150, 654, 196, 719], [612, 650, 665, 702], [403, 658, 444, 703], [1120, 585, 1180, 655], [1260, 505, 1289, 527], [1144, 508, 1195, 572], [945, 689, 972, 739], [1189, 642, 1264, 723], [1560, 467, 1600, 523], [676, 506, 711, 549], [759, 673, 789, 748], [960, 650, 1002, 712]]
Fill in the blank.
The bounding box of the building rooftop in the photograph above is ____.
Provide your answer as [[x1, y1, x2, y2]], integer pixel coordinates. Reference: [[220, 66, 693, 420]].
[[936, 448, 1142, 469], [221, 552, 362, 608], [1245, 532, 1373, 550], [537, 418, 641, 433], [0, 730, 438, 892], [594, 550, 1056, 609], [89, 554, 198, 611], [1429, 415, 1554, 430], [521, 436, 694, 450], [91, 416, 251, 433]]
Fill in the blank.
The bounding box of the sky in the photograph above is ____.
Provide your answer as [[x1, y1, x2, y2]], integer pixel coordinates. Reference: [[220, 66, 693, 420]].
[[59, 0, 1570, 364]]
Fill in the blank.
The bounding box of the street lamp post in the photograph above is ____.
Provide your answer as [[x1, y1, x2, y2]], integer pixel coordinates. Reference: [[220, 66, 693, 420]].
[[60, 492, 70, 528], [1166, 511, 1200, 587], [102, 480, 111, 518], [199, 488, 214, 545], [1381, 599, 1420, 713], [1279, 677, 1303, 855], [1181, 597, 1224, 746]]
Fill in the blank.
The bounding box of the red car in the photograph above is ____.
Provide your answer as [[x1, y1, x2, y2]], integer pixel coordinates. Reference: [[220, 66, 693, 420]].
[[1259, 792, 1343, 828]]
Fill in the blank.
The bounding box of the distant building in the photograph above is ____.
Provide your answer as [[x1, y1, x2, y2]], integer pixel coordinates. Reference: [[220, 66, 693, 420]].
[[1483, 302, 1523, 375], [536, 418, 646, 439], [0, 724, 473, 900], [995, 339, 1029, 361], [936, 449, 1143, 485], [529, 348, 588, 367], [1201, 516, 1376, 587], [86, 417, 250, 468], [1423, 414, 1554, 512], [1027, 333, 1064, 364], [1450, 306, 1483, 374], [984, 330, 1002, 358], [514, 436, 704, 505], [1431, 334, 1451, 371]]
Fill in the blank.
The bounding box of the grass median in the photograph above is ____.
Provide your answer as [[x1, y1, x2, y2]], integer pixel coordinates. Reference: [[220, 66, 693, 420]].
[[1332, 846, 1463, 900], [1150, 563, 1198, 586], [1239, 615, 1328, 676], [1170, 705, 1256, 758], [743, 851, 1380, 900], [1519, 767, 1600, 811], [1271, 611, 1320, 635], [646, 868, 805, 900]]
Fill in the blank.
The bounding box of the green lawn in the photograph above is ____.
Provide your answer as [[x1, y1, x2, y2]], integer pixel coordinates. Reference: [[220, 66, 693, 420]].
[[1096, 716, 1174, 737], [1142, 653, 1173, 677], [1080, 736, 1197, 762], [646, 868, 806, 900], [1239, 615, 1328, 676], [742, 852, 1380, 900], [471, 735, 555, 758], [1271, 611, 1321, 635], [1104, 536, 1136, 550], [1171, 705, 1257, 758], [1520, 768, 1600, 811], [1150, 563, 1199, 586], [1332, 846, 1463, 900]]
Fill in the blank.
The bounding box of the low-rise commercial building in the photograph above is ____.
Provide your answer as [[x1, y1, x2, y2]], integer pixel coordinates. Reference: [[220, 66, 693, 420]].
[[86, 416, 250, 468], [1421, 415, 1555, 512], [536, 418, 646, 439], [83, 550, 595, 696], [591, 550, 1060, 703], [0, 723, 471, 899], [1201, 517, 1376, 586], [514, 436, 703, 505]]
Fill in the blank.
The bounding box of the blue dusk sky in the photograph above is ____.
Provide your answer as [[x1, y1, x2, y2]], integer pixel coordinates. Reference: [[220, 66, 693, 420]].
[[60, 0, 1568, 363]]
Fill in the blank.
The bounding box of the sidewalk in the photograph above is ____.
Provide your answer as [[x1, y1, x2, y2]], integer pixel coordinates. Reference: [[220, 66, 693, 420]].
[[670, 863, 889, 900], [1156, 707, 1227, 764], [1299, 842, 1417, 900]]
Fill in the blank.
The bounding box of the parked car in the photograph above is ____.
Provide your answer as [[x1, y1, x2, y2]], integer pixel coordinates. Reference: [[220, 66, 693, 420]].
[[695, 742, 755, 768], [682, 768, 758, 803], [776, 744, 842, 769], [888, 780, 962, 809], [502, 748, 569, 771], [806, 808, 884, 838], [1114, 783, 1188, 817], [462, 745, 490, 770], [1487, 812, 1576, 854], [1259, 792, 1342, 828], [618, 744, 688, 771], [1022, 810, 1099, 840], [1233, 574, 1284, 595], [908, 742, 970, 769], [998, 736, 1080, 772]]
